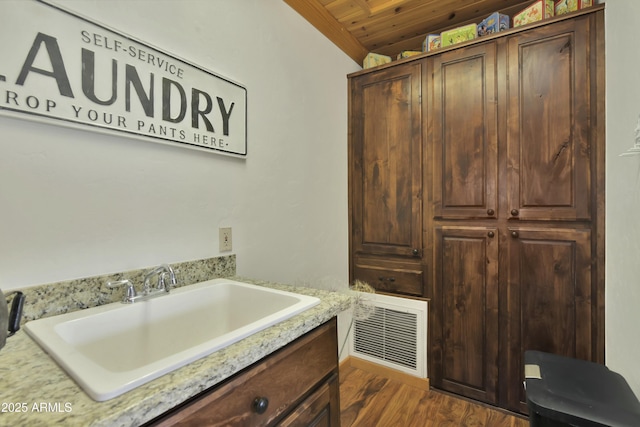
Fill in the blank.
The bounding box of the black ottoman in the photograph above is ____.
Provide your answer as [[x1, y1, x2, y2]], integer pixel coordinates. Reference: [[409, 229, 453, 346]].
[[524, 351, 640, 427]]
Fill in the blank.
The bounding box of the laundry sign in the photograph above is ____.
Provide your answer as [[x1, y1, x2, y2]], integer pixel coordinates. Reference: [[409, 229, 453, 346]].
[[0, 0, 247, 156]]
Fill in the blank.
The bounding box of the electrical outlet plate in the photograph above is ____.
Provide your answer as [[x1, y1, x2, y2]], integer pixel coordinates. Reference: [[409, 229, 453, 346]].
[[219, 227, 232, 252]]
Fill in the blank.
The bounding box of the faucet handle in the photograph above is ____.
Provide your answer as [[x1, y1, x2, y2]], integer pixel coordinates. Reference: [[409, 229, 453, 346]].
[[165, 265, 178, 286], [158, 273, 168, 292], [107, 279, 137, 303]]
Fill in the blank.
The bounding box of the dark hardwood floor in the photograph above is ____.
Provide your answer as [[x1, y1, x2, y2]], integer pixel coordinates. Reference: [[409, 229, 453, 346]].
[[340, 364, 529, 427]]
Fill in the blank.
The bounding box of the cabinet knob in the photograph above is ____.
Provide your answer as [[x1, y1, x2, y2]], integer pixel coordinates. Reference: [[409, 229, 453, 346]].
[[412, 249, 420, 256], [511, 209, 519, 217], [511, 231, 519, 238], [487, 209, 495, 216], [253, 397, 269, 414], [487, 231, 495, 238]]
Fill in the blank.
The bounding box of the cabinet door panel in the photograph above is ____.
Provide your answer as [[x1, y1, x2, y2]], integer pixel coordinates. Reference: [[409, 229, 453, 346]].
[[504, 227, 592, 411], [351, 62, 423, 257], [431, 43, 498, 219], [432, 226, 499, 404], [277, 374, 339, 427], [506, 18, 591, 221]]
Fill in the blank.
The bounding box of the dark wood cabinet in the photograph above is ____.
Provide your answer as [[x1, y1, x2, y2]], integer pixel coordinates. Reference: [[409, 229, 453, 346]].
[[352, 256, 424, 296], [499, 12, 603, 412], [429, 43, 502, 403], [433, 226, 499, 404], [505, 17, 593, 222], [349, 6, 604, 414], [503, 227, 593, 411], [349, 60, 425, 296], [431, 42, 498, 220], [277, 374, 339, 427], [429, 10, 604, 412], [148, 319, 340, 427]]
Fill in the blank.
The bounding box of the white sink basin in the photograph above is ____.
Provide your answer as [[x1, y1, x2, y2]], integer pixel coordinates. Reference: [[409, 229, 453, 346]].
[[24, 278, 320, 401]]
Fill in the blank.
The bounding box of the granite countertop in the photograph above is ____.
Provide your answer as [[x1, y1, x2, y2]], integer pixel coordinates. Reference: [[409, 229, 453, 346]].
[[0, 278, 351, 427]]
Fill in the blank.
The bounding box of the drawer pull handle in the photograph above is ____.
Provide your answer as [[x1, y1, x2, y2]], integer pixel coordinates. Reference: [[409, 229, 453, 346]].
[[378, 276, 396, 282], [253, 397, 269, 414]]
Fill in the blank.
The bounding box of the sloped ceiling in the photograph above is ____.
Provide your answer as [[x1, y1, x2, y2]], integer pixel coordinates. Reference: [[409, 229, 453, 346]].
[[284, 0, 537, 63]]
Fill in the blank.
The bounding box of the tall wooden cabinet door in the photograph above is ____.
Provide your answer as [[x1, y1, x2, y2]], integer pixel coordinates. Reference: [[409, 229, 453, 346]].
[[432, 226, 499, 404], [431, 42, 498, 220], [505, 17, 592, 221], [503, 227, 592, 412], [350, 62, 423, 258]]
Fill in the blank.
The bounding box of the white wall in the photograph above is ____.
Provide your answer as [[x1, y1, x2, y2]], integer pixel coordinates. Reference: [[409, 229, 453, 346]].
[[0, 0, 360, 291], [605, 0, 640, 397]]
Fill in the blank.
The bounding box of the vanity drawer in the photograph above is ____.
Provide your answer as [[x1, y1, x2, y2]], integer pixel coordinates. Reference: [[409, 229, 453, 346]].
[[151, 319, 338, 427], [354, 262, 424, 296], [277, 373, 339, 427]]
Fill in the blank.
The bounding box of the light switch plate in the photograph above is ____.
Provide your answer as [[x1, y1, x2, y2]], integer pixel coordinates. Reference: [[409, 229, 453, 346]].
[[219, 227, 232, 252]]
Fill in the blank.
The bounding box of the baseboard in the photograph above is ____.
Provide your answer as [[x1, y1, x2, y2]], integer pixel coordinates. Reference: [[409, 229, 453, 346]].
[[340, 356, 430, 391]]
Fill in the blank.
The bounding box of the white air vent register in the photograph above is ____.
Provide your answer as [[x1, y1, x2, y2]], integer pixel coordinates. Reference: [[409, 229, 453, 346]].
[[350, 292, 428, 378]]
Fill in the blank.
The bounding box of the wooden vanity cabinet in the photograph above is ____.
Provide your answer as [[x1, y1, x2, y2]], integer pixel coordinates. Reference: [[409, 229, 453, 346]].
[[148, 319, 340, 427]]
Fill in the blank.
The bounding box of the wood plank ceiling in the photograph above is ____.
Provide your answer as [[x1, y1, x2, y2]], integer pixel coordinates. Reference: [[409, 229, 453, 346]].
[[284, 0, 537, 64]]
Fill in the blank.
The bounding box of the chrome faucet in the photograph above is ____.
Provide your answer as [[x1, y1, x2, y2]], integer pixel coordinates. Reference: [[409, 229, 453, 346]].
[[107, 264, 177, 304], [143, 264, 177, 294], [107, 279, 138, 303]]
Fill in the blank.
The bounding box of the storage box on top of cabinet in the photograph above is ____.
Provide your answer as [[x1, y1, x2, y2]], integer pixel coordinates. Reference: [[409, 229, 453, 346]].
[[362, 52, 392, 69], [441, 23, 477, 47], [555, 0, 593, 16], [514, 0, 554, 27], [422, 34, 441, 52], [478, 12, 510, 36], [397, 50, 421, 60]]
